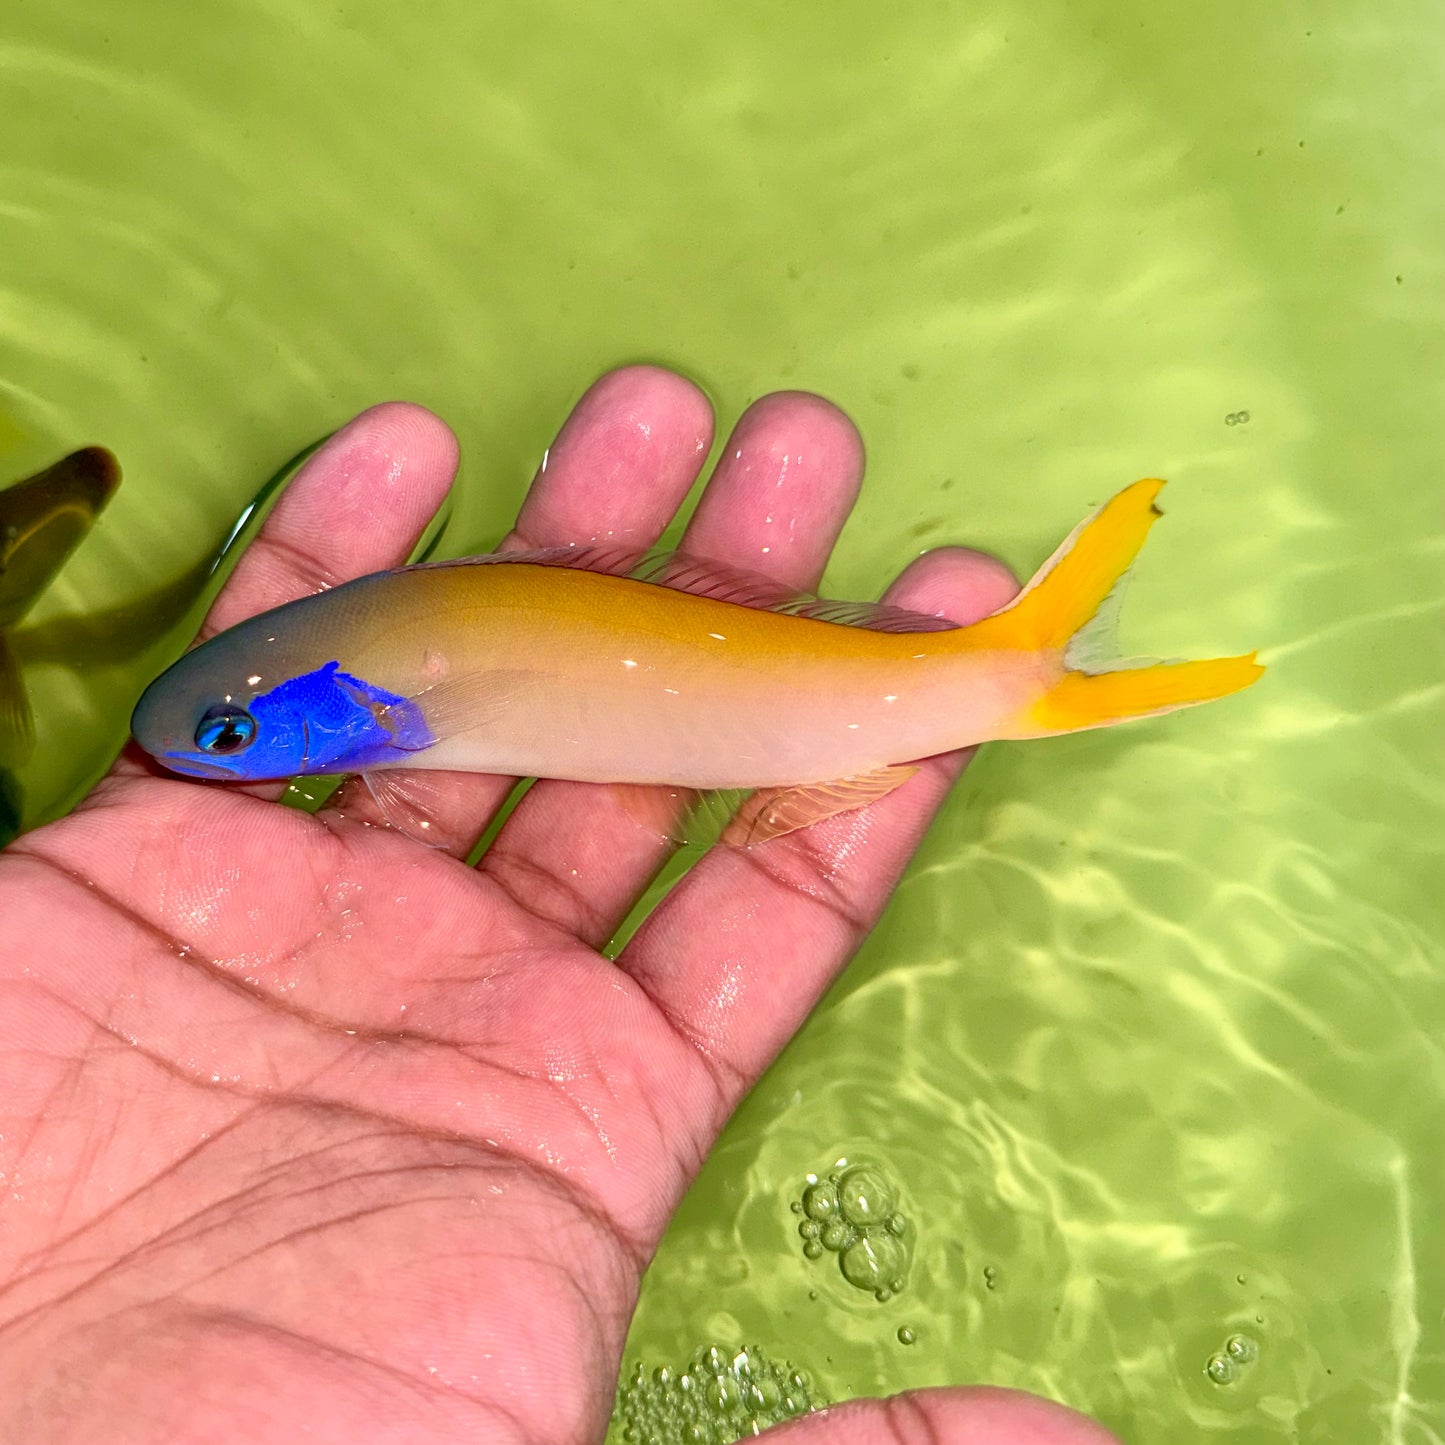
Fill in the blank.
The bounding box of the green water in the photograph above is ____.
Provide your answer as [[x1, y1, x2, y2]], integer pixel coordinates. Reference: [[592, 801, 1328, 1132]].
[[4, 1, 1442, 1440]]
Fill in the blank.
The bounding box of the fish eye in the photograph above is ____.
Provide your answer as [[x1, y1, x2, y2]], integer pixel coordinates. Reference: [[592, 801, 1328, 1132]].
[[195, 704, 256, 754]]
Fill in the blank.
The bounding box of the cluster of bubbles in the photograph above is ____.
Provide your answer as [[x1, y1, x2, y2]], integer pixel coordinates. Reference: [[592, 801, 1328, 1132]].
[[1205, 1332, 1260, 1386], [614, 1343, 820, 1445], [790, 1161, 910, 1302], [1224, 409, 1252, 426]]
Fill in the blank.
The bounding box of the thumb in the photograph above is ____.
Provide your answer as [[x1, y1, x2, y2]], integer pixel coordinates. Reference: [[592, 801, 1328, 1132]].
[[760, 1386, 1123, 1444]]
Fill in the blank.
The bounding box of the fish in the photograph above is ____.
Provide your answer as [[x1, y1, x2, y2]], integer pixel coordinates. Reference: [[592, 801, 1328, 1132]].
[[0, 447, 122, 770], [1, 435, 335, 846], [130, 478, 1263, 843]]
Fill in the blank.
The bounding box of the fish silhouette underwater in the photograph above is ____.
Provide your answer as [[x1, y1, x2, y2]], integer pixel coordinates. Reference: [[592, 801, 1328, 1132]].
[[0, 448, 121, 841]]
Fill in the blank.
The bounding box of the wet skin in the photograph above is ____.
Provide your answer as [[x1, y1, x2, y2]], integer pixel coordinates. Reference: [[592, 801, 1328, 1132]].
[[0, 368, 1121, 1445]]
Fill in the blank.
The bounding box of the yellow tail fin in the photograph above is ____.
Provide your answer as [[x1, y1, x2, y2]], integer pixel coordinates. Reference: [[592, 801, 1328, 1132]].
[[962, 479, 1263, 735]]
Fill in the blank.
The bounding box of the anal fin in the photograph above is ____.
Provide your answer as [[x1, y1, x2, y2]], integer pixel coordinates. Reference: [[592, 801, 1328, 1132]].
[[608, 782, 749, 849], [721, 764, 920, 847]]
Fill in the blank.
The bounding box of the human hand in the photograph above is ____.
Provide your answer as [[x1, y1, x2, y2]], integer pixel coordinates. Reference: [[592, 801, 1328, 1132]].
[[0, 367, 1119, 1444]]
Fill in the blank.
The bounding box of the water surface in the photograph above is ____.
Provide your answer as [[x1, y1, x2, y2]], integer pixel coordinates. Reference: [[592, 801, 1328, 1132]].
[[2, 2, 1441, 1440]]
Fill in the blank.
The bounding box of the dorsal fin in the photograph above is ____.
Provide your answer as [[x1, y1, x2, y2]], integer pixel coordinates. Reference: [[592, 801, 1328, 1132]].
[[418, 545, 960, 635]]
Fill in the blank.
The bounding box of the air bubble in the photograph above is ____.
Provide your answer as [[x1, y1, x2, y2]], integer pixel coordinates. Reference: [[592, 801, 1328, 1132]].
[[836, 1162, 896, 1227], [706, 1375, 742, 1413], [1206, 1352, 1237, 1385], [802, 1180, 839, 1222], [1225, 1333, 1258, 1363], [615, 1343, 822, 1443], [791, 1159, 911, 1299], [840, 1231, 907, 1294]]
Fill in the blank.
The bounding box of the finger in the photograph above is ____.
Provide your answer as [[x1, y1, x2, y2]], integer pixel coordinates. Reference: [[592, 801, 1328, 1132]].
[[201, 404, 460, 640], [319, 365, 714, 853], [761, 1386, 1122, 1444], [503, 365, 714, 553], [114, 403, 459, 787], [616, 544, 1019, 1101], [677, 390, 865, 585], [479, 393, 865, 947]]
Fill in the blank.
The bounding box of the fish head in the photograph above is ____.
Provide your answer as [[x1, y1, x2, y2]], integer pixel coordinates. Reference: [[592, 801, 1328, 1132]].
[[131, 613, 435, 782]]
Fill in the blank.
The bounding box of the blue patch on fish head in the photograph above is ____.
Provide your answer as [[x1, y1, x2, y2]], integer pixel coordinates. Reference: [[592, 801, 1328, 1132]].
[[142, 660, 434, 781]]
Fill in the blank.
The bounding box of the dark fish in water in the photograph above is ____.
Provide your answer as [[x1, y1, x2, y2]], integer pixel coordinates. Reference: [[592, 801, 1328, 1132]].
[[0, 448, 121, 772], [0, 447, 121, 628]]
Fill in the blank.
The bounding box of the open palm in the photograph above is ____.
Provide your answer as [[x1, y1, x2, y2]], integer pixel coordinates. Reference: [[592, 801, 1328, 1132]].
[[0, 368, 1116, 1445]]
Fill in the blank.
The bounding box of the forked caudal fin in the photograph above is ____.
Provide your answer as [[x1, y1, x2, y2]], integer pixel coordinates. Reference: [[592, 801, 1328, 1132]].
[[960, 478, 1263, 736]]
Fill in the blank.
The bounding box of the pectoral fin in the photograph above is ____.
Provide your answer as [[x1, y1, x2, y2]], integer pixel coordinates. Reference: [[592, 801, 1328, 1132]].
[[721, 764, 921, 847]]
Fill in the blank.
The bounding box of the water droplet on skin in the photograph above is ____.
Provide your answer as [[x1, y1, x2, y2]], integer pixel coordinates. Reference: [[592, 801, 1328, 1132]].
[[897, 1326, 916, 1345], [1225, 1333, 1258, 1363], [983, 1265, 998, 1290], [803, 1240, 824, 1259], [820, 1219, 852, 1251]]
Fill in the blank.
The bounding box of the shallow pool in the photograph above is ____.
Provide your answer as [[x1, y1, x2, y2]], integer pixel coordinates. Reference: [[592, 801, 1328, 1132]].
[[3, 2, 1441, 1440]]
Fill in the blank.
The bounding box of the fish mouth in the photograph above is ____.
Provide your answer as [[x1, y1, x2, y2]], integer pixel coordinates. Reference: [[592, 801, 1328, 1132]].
[[155, 752, 245, 781]]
